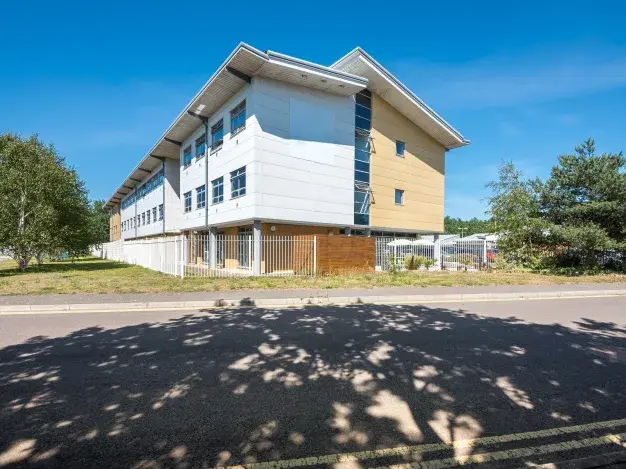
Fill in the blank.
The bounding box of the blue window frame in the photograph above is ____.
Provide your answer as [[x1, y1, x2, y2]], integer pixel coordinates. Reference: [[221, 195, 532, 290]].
[[141, 212, 145, 226], [184, 191, 192, 213], [147, 209, 151, 224], [196, 185, 206, 209], [212, 177, 224, 204], [396, 140, 405, 157], [152, 207, 157, 222], [211, 119, 224, 150], [159, 204, 164, 220], [196, 134, 206, 159], [183, 146, 192, 168], [230, 167, 246, 198], [230, 100, 246, 135]]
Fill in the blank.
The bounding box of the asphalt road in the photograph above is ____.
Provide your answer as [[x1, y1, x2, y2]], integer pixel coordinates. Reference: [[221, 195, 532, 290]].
[[1, 297, 625, 468]]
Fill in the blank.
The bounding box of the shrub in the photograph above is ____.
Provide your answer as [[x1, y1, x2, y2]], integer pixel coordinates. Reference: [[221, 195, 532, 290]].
[[404, 255, 426, 270], [423, 258, 436, 270]]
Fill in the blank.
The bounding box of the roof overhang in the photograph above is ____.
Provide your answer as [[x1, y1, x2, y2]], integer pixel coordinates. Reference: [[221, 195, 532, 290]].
[[105, 43, 368, 210], [331, 47, 469, 151]]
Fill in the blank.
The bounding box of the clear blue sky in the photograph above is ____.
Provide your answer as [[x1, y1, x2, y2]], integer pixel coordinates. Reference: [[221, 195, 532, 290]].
[[2, 0, 625, 219]]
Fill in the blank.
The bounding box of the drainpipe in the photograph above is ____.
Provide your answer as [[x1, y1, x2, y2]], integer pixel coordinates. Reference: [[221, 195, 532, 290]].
[[203, 120, 209, 230], [162, 159, 166, 237]]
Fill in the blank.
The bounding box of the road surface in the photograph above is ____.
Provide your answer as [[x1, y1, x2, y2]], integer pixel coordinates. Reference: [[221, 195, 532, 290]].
[[1, 297, 625, 468]]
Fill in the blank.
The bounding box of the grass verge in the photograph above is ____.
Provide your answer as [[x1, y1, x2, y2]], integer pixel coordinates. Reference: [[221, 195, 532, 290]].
[[1, 257, 625, 296]]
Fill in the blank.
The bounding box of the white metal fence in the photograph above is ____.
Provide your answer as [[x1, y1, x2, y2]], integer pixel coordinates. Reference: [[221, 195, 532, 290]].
[[94, 234, 317, 278], [375, 237, 498, 272]]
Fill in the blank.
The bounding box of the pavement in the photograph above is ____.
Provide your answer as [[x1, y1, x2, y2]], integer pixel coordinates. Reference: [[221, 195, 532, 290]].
[[1, 282, 626, 312], [1, 295, 626, 468]]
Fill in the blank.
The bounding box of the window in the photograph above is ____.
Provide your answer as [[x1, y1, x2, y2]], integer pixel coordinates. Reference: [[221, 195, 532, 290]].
[[159, 204, 164, 220], [355, 90, 372, 132], [184, 191, 192, 212], [230, 166, 246, 198], [183, 146, 192, 168], [230, 100, 246, 135], [196, 185, 206, 209], [142, 212, 146, 226], [395, 189, 404, 205], [147, 209, 151, 224], [211, 119, 224, 151], [212, 177, 224, 204], [152, 207, 157, 222], [195, 134, 206, 159], [354, 189, 370, 226], [396, 141, 405, 157]]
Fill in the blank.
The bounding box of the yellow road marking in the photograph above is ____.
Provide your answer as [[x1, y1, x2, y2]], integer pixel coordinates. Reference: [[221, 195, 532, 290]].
[[385, 432, 626, 469], [0, 293, 624, 316], [210, 419, 626, 469]]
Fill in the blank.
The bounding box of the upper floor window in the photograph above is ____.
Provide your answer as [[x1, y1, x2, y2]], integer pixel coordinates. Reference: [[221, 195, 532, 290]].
[[196, 185, 206, 209], [396, 141, 405, 157], [147, 210, 151, 224], [183, 146, 192, 168], [231, 167, 246, 199], [211, 119, 224, 151], [212, 177, 224, 204], [230, 100, 246, 135], [152, 207, 157, 222], [395, 189, 404, 206], [142, 212, 146, 226], [159, 204, 164, 220], [195, 134, 206, 159], [184, 191, 192, 213], [355, 89, 372, 132]]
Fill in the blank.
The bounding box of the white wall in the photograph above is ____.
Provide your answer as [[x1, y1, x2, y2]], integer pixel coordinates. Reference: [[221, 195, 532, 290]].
[[176, 76, 355, 230], [252, 76, 355, 226], [164, 159, 181, 232], [179, 85, 256, 230], [120, 159, 180, 239]]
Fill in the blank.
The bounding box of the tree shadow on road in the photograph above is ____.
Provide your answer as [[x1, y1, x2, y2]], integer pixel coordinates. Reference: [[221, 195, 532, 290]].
[[1, 304, 625, 468]]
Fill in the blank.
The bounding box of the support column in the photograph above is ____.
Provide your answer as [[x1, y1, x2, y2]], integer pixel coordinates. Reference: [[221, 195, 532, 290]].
[[253, 220, 262, 275], [345, 227, 352, 236], [209, 227, 217, 269], [433, 234, 442, 270]]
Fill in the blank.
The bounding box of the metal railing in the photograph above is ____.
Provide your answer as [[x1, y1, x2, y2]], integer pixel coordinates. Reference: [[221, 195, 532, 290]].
[[375, 236, 498, 272], [95, 234, 317, 278]]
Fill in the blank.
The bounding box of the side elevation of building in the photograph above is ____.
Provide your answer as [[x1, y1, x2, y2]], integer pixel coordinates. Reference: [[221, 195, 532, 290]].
[[104, 43, 468, 241]]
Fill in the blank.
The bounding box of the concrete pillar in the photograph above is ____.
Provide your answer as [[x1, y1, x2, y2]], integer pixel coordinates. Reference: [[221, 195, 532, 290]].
[[209, 227, 217, 269], [433, 234, 442, 270], [345, 227, 352, 236], [253, 220, 262, 275]]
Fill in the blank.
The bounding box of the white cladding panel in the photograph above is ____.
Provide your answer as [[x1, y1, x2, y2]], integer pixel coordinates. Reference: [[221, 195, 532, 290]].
[[252, 76, 354, 226], [174, 76, 355, 229]]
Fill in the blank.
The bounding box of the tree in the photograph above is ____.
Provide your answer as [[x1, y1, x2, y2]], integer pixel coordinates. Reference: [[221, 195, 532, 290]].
[[539, 138, 626, 258], [486, 161, 548, 265], [444, 216, 493, 236], [0, 134, 91, 269], [87, 199, 110, 247], [486, 140, 626, 270]]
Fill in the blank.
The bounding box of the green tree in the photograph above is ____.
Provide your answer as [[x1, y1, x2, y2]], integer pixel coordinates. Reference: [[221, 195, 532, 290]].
[[0, 134, 91, 269], [486, 161, 548, 265], [539, 138, 626, 260], [444, 216, 493, 236], [87, 199, 110, 247]]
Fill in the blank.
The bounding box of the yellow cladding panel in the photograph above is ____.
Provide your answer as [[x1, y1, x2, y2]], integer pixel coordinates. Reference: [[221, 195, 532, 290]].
[[370, 92, 446, 232], [109, 205, 121, 241]]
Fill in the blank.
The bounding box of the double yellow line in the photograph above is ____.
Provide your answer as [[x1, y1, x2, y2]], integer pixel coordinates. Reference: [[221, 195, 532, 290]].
[[210, 418, 626, 469]]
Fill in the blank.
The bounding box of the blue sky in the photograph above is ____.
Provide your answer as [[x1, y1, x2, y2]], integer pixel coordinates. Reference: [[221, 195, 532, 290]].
[[1, 0, 625, 219]]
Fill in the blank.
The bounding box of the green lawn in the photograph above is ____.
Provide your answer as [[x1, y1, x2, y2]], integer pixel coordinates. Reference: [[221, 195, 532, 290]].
[[1, 257, 625, 296]]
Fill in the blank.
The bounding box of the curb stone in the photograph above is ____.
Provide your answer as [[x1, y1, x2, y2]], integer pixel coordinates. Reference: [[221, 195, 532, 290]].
[[0, 289, 625, 314]]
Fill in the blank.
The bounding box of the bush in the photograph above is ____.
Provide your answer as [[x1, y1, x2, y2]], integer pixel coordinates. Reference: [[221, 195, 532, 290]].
[[423, 258, 436, 270], [404, 255, 426, 270]]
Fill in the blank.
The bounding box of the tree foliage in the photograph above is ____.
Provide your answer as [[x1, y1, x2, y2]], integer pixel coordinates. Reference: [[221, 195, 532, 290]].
[[444, 216, 492, 236], [487, 139, 626, 270], [0, 134, 97, 269]]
